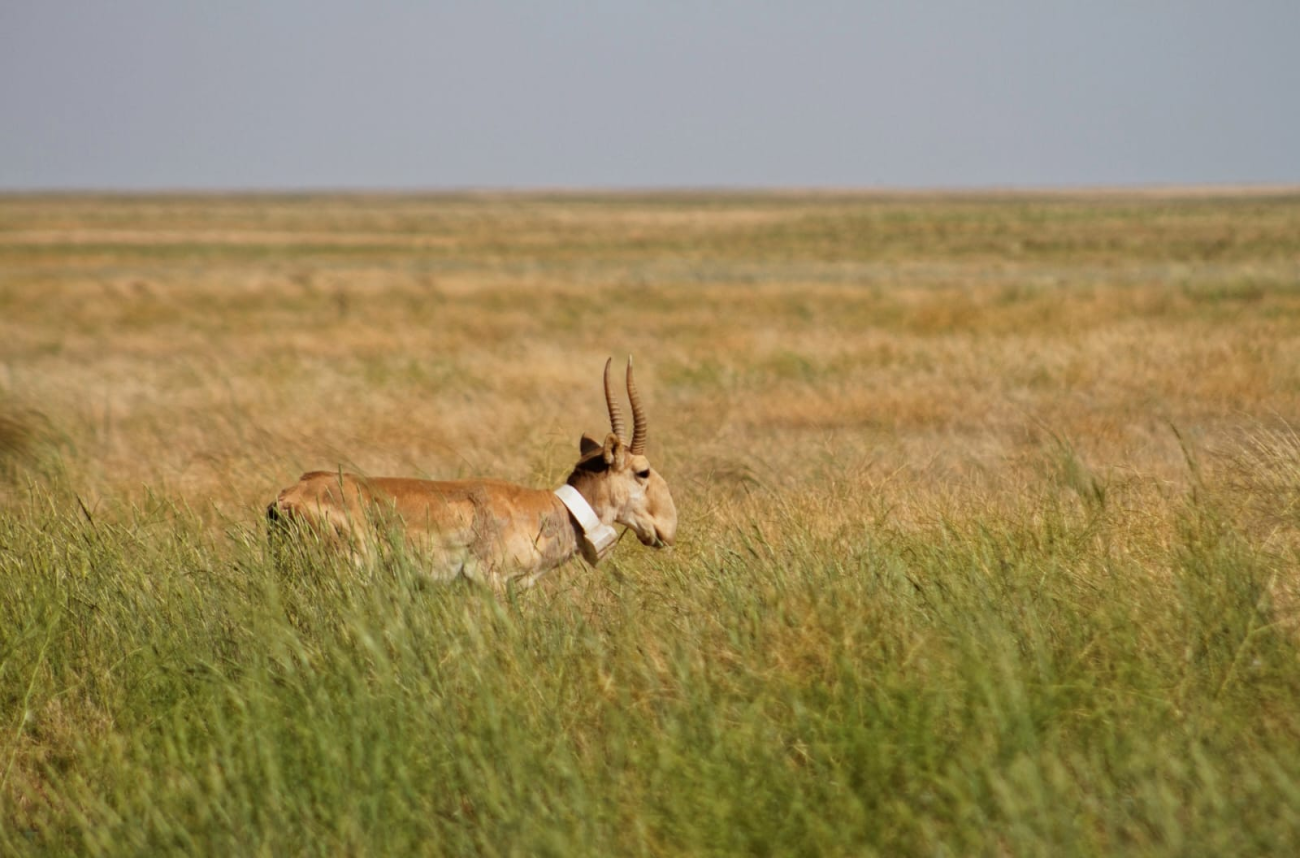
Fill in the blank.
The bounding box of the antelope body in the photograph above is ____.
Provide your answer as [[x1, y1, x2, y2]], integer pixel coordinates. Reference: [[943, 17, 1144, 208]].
[[268, 358, 677, 588]]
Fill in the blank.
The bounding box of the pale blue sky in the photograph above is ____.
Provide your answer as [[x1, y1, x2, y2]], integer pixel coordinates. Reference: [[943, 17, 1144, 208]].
[[2, 2, 1297, 190]]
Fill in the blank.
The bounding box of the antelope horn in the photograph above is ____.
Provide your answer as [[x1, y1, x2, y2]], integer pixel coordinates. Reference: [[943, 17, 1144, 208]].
[[603, 357, 627, 441], [627, 356, 646, 455]]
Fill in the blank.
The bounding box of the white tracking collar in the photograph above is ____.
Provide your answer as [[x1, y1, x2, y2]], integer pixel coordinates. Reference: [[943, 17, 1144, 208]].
[[554, 485, 619, 564]]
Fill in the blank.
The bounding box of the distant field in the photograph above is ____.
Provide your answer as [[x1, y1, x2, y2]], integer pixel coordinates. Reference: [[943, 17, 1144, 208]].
[[3, 190, 1300, 854]]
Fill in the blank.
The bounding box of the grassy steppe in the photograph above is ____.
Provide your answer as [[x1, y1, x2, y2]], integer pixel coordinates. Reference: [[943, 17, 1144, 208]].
[[3, 190, 1300, 855]]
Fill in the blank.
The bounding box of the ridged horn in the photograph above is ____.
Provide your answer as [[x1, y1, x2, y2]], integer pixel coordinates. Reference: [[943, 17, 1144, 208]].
[[627, 356, 646, 455], [603, 357, 627, 441]]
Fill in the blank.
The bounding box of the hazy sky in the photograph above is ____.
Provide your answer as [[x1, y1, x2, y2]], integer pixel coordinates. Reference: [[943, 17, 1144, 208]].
[[2, 2, 1297, 190]]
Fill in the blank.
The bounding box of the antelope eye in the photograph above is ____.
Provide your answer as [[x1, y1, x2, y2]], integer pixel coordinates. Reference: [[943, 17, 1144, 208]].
[[636, 468, 651, 479]]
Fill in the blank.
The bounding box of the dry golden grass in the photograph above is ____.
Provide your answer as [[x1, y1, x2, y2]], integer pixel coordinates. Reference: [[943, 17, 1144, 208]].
[[1, 190, 1298, 537]]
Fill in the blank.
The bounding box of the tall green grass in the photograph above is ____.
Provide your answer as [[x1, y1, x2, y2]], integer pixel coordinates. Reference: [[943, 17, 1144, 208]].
[[4, 457, 1300, 856]]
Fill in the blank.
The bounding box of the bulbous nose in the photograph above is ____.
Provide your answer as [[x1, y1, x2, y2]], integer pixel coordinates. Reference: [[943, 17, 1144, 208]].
[[656, 500, 678, 547]]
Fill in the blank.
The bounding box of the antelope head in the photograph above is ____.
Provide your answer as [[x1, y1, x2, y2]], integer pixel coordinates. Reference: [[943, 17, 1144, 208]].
[[566, 357, 678, 553]]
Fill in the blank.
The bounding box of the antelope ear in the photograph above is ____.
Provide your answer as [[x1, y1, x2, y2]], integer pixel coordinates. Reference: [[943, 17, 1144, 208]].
[[579, 433, 603, 457], [602, 433, 627, 468]]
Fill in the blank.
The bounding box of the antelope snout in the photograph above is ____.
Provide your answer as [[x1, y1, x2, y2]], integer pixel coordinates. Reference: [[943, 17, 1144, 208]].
[[648, 521, 676, 549]]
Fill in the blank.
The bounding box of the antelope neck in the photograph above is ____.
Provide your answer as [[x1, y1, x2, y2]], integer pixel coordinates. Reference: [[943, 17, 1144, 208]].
[[553, 484, 618, 563]]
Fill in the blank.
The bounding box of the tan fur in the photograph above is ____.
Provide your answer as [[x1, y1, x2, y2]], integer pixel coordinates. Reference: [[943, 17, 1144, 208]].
[[269, 360, 677, 588]]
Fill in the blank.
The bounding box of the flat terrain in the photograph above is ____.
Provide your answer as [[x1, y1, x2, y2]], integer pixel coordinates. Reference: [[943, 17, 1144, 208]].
[[2, 190, 1300, 854]]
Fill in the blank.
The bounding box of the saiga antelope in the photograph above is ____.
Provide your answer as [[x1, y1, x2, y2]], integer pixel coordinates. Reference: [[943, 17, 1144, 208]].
[[267, 358, 677, 589]]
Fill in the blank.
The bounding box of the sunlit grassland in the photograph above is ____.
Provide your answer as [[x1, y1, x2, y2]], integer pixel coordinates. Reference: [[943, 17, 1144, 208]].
[[2, 189, 1300, 854]]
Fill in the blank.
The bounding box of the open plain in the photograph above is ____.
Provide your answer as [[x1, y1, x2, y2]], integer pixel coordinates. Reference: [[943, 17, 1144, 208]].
[[3, 190, 1300, 854]]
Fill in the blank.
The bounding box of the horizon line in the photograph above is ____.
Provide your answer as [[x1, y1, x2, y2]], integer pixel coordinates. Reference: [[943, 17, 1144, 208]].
[[3, 182, 1299, 199]]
